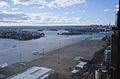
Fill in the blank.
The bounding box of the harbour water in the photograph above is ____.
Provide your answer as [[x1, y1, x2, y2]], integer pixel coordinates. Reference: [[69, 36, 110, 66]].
[[0, 30, 111, 64]]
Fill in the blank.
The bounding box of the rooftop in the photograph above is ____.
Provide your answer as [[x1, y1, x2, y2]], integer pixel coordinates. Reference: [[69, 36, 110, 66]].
[[76, 61, 87, 68], [0, 63, 8, 69], [7, 66, 54, 79]]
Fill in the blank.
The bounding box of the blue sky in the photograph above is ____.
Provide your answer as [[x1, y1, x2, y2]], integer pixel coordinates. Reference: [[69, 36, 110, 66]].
[[0, 0, 119, 26]]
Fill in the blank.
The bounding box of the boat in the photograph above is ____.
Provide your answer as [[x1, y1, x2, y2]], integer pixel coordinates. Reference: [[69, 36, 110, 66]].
[[33, 52, 43, 56], [12, 45, 16, 48], [33, 52, 39, 55]]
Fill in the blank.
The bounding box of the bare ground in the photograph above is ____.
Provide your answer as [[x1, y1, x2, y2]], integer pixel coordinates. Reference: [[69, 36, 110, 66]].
[[1, 39, 106, 79]]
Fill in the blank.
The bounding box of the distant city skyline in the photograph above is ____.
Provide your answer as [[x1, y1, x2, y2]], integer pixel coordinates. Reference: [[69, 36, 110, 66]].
[[0, 0, 119, 26]]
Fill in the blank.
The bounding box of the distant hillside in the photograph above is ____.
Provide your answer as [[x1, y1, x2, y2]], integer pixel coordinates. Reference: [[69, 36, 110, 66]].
[[0, 25, 114, 30]]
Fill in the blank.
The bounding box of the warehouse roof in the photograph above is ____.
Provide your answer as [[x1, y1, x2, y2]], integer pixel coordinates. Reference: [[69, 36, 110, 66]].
[[7, 66, 54, 79]]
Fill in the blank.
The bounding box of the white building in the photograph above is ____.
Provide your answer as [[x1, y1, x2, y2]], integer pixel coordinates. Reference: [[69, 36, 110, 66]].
[[7, 66, 54, 79], [71, 69, 79, 74], [75, 61, 87, 70], [0, 63, 8, 69], [71, 61, 87, 74], [104, 46, 111, 63], [95, 70, 101, 79]]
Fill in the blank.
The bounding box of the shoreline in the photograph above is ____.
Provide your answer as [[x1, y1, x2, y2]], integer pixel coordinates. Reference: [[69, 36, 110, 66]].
[[1, 39, 106, 79]]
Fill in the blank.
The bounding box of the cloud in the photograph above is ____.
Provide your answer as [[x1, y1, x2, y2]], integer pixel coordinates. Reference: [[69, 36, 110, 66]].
[[1, 10, 24, 14], [64, 12, 69, 15], [0, 11, 29, 21], [12, 8, 18, 11], [75, 17, 82, 21], [0, 11, 84, 25], [116, 5, 119, 12], [71, 11, 75, 14], [38, 6, 45, 9], [11, 0, 48, 5], [104, 9, 109, 12], [82, 10, 86, 13], [11, 0, 85, 9], [0, 0, 9, 2], [26, 13, 76, 24], [0, 1, 8, 8], [11, 0, 31, 5], [47, 0, 86, 9]]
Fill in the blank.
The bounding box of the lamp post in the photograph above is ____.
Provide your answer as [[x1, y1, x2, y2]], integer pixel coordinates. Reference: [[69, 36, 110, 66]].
[[57, 39, 61, 64], [42, 48, 44, 55], [20, 52, 22, 63]]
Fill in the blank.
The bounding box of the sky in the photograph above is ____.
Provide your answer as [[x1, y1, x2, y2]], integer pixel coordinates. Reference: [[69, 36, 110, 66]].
[[0, 0, 119, 26]]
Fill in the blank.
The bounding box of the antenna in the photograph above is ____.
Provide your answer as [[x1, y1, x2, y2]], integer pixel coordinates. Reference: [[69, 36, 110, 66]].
[[20, 52, 22, 63]]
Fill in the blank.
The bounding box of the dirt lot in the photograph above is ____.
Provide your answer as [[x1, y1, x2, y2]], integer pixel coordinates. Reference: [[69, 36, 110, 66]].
[[1, 39, 106, 79]]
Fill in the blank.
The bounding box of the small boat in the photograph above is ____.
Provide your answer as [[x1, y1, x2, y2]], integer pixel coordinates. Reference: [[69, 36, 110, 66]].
[[33, 52, 39, 55], [33, 53, 36, 55], [12, 45, 16, 48], [33, 52, 43, 56]]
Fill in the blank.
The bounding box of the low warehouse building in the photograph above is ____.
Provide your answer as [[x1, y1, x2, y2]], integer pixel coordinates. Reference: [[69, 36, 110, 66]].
[[7, 66, 54, 79]]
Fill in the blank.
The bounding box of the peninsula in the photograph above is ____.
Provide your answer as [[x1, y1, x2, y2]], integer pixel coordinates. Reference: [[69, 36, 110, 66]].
[[0, 30, 45, 41]]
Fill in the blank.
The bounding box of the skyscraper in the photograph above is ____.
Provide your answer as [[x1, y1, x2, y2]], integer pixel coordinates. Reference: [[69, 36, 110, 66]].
[[111, 4, 119, 79]]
